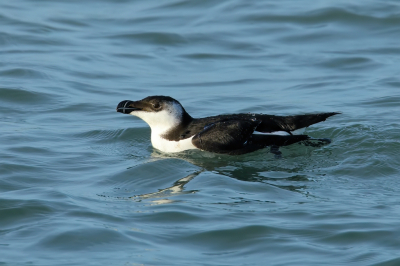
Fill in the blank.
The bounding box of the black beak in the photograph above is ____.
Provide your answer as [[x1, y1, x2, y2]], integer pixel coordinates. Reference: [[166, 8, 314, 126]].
[[116, 100, 142, 114]]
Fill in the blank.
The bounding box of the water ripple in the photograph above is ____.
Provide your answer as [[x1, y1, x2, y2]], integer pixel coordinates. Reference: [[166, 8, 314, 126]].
[[1, 0, 400, 265]]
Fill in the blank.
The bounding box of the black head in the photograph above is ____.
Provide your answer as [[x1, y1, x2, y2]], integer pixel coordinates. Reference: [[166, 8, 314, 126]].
[[116, 96, 193, 133], [116, 96, 182, 114]]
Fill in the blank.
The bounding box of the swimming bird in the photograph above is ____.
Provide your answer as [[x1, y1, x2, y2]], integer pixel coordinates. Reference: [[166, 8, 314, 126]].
[[116, 96, 339, 155]]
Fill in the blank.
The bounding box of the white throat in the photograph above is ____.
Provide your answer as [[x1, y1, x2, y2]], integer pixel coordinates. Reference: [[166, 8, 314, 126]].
[[130, 101, 183, 135], [130, 102, 197, 152]]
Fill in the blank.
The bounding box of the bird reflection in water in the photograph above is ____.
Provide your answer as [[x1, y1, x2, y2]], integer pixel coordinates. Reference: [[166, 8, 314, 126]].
[[127, 145, 329, 204]]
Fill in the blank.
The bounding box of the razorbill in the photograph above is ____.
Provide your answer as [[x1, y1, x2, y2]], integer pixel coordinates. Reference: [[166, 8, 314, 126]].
[[116, 96, 339, 155]]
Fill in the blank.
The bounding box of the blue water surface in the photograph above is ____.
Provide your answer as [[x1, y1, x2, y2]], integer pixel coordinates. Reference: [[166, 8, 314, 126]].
[[1, 0, 400, 265]]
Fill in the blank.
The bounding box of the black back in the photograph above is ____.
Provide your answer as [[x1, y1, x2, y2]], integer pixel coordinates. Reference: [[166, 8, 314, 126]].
[[163, 112, 339, 141]]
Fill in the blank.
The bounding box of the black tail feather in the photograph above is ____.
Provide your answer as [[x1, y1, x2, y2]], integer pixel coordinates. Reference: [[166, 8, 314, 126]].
[[255, 112, 340, 133]]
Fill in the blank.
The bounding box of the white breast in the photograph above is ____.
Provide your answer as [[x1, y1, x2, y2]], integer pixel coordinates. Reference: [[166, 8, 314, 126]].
[[151, 134, 197, 153]]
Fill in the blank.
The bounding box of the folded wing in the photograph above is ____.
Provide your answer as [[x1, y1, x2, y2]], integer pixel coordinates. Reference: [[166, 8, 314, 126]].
[[191, 119, 311, 155], [192, 120, 260, 153], [193, 112, 340, 135]]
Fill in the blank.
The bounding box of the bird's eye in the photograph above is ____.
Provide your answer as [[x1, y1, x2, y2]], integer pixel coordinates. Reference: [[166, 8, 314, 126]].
[[153, 102, 160, 109]]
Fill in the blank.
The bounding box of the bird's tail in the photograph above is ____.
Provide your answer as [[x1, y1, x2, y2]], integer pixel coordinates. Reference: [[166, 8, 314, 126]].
[[255, 112, 340, 133]]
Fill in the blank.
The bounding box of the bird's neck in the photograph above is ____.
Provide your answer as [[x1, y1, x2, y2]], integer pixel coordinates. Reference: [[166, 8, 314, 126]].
[[156, 111, 193, 141]]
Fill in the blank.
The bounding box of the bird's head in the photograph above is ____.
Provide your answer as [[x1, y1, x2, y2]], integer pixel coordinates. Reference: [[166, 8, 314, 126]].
[[117, 96, 190, 134]]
